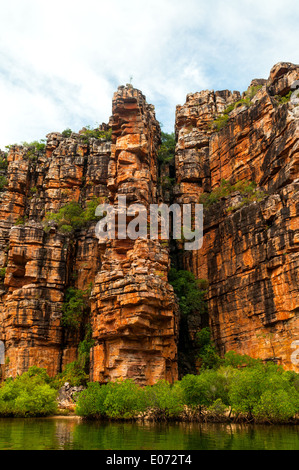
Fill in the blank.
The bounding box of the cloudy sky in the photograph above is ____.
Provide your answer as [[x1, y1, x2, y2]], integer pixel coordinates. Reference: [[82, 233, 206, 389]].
[[0, 0, 298, 149]]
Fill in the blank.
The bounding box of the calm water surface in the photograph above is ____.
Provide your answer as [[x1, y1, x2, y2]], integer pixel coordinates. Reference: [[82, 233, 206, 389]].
[[0, 417, 298, 450]]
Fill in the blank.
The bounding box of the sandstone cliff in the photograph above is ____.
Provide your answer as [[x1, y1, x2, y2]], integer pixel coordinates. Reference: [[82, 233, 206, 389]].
[[0, 62, 298, 383], [175, 62, 299, 372], [0, 87, 178, 383], [90, 86, 178, 385]]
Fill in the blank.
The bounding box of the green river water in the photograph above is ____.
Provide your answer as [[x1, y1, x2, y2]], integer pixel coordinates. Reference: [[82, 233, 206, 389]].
[[0, 417, 298, 450]]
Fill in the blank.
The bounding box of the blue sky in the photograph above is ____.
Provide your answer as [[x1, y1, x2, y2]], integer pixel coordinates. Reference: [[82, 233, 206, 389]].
[[0, 0, 298, 149]]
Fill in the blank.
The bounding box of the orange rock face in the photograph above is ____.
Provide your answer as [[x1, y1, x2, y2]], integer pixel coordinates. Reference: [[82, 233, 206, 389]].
[[0, 87, 178, 384], [0, 63, 298, 382], [90, 86, 178, 385], [175, 62, 299, 372]]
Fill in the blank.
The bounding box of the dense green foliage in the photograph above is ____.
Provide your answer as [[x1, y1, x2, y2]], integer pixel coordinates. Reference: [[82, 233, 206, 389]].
[[61, 285, 92, 330], [168, 268, 208, 316], [196, 327, 222, 370], [52, 321, 94, 388], [45, 201, 83, 232], [228, 363, 299, 422], [45, 198, 104, 233], [21, 140, 46, 152], [145, 380, 184, 421], [199, 179, 266, 209], [75, 355, 299, 423], [157, 132, 176, 165], [1, 355, 298, 423], [224, 350, 261, 368], [274, 90, 293, 105], [180, 369, 230, 409], [0, 367, 57, 417], [76, 379, 184, 421]]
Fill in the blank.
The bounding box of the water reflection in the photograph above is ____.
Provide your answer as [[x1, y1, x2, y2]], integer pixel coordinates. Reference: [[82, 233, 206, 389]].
[[0, 418, 298, 450]]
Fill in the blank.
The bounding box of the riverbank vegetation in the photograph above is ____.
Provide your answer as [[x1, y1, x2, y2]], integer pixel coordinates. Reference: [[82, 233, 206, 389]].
[[0, 367, 57, 417], [0, 352, 298, 424], [75, 352, 299, 424]]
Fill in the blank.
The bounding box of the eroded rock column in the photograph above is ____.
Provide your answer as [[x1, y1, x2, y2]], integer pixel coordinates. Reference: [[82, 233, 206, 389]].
[[90, 86, 178, 385]]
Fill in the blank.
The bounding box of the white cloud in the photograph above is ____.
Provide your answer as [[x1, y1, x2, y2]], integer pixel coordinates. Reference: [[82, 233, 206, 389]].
[[0, 0, 298, 148]]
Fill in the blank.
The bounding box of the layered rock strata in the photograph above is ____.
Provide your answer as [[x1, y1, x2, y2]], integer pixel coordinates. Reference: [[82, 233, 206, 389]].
[[0, 131, 110, 377], [0, 62, 298, 382], [90, 86, 178, 385], [175, 62, 299, 372], [0, 88, 178, 383]]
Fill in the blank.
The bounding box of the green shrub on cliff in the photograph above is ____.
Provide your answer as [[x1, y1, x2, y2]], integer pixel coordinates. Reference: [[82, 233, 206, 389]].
[[0, 156, 8, 170], [211, 114, 230, 131], [228, 363, 299, 422], [168, 268, 208, 316], [21, 140, 46, 161], [0, 367, 57, 417], [44, 197, 104, 233], [180, 370, 230, 409], [45, 201, 83, 232], [81, 197, 105, 224], [211, 85, 263, 131], [61, 128, 72, 138], [157, 132, 176, 165], [0, 267, 6, 280], [76, 379, 146, 419], [196, 327, 222, 370], [62, 285, 92, 330], [199, 179, 266, 209], [22, 140, 46, 152], [80, 126, 112, 142]]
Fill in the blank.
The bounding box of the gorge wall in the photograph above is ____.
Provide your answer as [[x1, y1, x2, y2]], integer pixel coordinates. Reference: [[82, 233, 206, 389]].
[[0, 62, 298, 382], [175, 62, 299, 372]]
